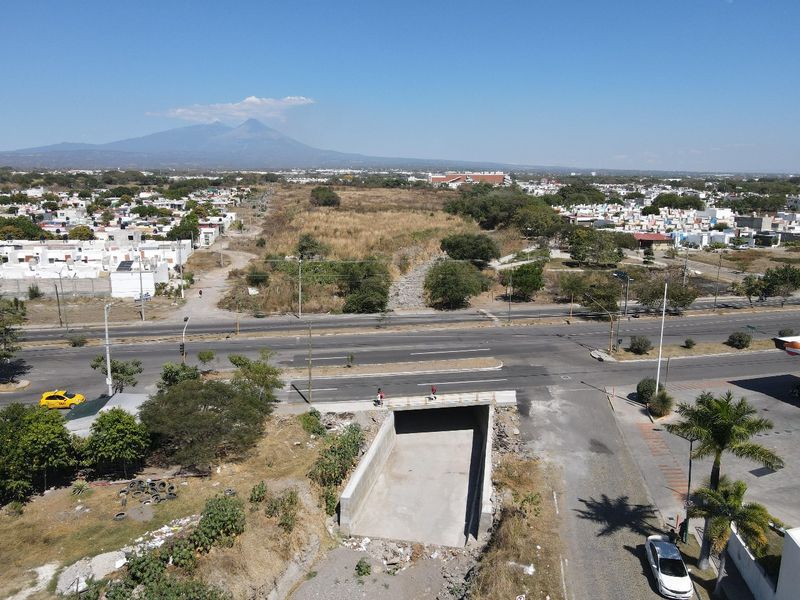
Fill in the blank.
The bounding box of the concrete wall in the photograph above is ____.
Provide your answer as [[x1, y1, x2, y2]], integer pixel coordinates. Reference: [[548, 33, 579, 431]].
[[464, 404, 493, 543], [339, 412, 396, 536], [728, 524, 777, 600], [776, 528, 800, 600], [0, 277, 111, 299]]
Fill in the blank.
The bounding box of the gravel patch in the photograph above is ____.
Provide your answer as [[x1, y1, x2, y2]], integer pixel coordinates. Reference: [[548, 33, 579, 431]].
[[388, 254, 444, 311]]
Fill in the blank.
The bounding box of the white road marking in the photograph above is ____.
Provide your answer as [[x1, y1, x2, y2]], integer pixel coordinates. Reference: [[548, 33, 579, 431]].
[[553, 490, 559, 515], [560, 556, 569, 600], [409, 348, 490, 355], [417, 378, 507, 386], [311, 356, 347, 360], [311, 387, 338, 392]]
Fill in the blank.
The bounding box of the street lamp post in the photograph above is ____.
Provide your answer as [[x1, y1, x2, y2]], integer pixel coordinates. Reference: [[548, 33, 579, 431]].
[[181, 316, 190, 365], [654, 281, 668, 393], [103, 303, 113, 396], [712, 253, 722, 310], [676, 434, 696, 543], [613, 271, 634, 348]]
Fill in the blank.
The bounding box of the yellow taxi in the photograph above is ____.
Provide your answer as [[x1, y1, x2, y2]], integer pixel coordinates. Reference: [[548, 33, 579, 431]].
[[39, 390, 86, 409]]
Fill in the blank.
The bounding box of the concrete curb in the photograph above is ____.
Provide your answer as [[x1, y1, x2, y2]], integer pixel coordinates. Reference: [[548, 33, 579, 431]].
[[615, 348, 780, 363], [282, 361, 504, 382]]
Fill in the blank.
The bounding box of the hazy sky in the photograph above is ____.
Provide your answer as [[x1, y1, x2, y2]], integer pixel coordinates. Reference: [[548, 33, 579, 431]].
[[1, 0, 798, 172]]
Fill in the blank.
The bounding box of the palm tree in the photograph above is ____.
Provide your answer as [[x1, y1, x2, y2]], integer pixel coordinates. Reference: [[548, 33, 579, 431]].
[[665, 391, 783, 568], [688, 480, 771, 597]]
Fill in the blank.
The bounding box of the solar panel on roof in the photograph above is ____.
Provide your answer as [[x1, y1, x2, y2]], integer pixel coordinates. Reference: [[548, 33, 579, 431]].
[[116, 260, 134, 271]]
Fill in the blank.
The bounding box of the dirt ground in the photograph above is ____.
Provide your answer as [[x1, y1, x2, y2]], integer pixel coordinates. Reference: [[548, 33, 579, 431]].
[[24, 295, 181, 327], [0, 415, 332, 599]]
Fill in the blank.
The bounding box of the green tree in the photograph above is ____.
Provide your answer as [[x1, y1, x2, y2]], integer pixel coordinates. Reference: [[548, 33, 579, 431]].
[[568, 228, 624, 267], [735, 274, 765, 307], [100, 209, 115, 226], [296, 233, 327, 259], [500, 262, 544, 301], [0, 216, 53, 240], [688, 480, 771, 592], [337, 259, 390, 313], [84, 408, 149, 477], [0, 404, 34, 502], [440, 233, 500, 266], [139, 379, 272, 468], [580, 283, 619, 315], [0, 298, 25, 374], [559, 273, 588, 317], [309, 186, 341, 207], [641, 205, 660, 216], [634, 278, 699, 313], [167, 212, 200, 241], [424, 259, 487, 309], [68, 225, 95, 240], [651, 193, 705, 210], [227, 349, 282, 402], [762, 264, 800, 306], [513, 203, 561, 239], [665, 391, 784, 568], [90, 356, 143, 394], [157, 362, 200, 391], [21, 408, 74, 491]]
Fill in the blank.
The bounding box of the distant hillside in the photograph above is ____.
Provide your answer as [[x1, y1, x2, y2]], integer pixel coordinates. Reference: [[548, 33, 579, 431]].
[[0, 119, 523, 171]]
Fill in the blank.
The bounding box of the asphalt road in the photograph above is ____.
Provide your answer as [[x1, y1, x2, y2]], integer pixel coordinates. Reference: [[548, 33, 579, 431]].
[[10, 309, 800, 407], [19, 295, 800, 342]]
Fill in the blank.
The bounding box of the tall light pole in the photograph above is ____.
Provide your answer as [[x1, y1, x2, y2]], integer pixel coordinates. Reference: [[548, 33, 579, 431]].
[[138, 254, 145, 322], [181, 316, 190, 365], [676, 433, 697, 543], [613, 271, 634, 346], [298, 258, 303, 319], [654, 281, 668, 393], [103, 302, 113, 396]]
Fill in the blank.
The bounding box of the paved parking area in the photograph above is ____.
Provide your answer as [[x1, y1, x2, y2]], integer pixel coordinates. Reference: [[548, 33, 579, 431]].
[[613, 373, 800, 528]]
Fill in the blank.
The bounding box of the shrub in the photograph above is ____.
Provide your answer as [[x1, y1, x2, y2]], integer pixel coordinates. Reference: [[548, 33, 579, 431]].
[[5, 500, 23, 516], [197, 350, 215, 367], [168, 539, 197, 573], [779, 328, 795, 337], [71, 480, 91, 496], [246, 269, 269, 287], [249, 481, 267, 504], [355, 557, 371, 577], [727, 331, 752, 349], [637, 377, 658, 404], [191, 495, 246, 552], [27, 284, 43, 300], [255, 237, 266, 248], [308, 424, 364, 488], [67, 334, 88, 347], [310, 186, 341, 207], [629, 336, 653, 355], [126, 550, 168, 586], [684, 338, 696, 349], [321, 486, 338, 516], [299, 409, 326, 436], [263, 488, 299, 533], [649, 390, 674, 417]]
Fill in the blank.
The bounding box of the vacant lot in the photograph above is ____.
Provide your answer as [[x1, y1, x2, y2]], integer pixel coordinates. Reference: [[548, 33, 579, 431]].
[[0, 416, 331, 599], [221, 185, 497, 314]]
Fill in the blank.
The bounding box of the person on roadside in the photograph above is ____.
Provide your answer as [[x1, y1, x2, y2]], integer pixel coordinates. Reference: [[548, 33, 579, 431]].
[[431, 385, 437, 400], [199, 289, 203, 298], [375, 387, 384, 407]]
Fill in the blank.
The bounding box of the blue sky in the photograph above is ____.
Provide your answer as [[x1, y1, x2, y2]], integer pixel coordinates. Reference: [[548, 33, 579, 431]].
[[1, 0, 798, 172]]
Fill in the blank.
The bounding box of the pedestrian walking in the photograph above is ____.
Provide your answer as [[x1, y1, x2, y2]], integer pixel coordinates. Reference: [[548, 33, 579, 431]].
[[199, 289, 203, 298], [431, 385, 437, 400], [375, 387, 384, 407]]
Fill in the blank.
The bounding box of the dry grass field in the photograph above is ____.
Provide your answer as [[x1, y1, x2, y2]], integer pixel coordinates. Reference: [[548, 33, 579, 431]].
[[470, 456, 562, 600], [0, 415, 331, 599], [221, 184, 503, 314]]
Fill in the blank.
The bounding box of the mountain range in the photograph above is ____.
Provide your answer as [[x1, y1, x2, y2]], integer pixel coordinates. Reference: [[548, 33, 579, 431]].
[[0, 119, 517, 171]]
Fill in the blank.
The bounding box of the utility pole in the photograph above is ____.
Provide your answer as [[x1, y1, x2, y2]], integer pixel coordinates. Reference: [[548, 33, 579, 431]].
[[103, 303, 113, 396], [54, 283, 63, 327], [59, 274, 69, 331], [298, 258, 303, 319], [181, 316, 190, 365], [655, 281, 668, 393], [712, 253, 722, 310], [507, 268, 513, 324], [307, 322, 312, 403], [177, 240, 184, 299], [683, 248, 689, 286], [138, 255, 145, 322]]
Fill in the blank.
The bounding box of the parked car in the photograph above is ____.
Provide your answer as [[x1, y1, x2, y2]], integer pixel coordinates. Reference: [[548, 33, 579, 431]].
[[645, 535, 694, 599], [39, 390, 86, 409]]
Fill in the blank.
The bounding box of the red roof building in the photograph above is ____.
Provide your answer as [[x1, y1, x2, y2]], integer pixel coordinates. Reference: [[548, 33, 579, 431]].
[[633, 232, 672, 248], [429, 172, 507, 186]]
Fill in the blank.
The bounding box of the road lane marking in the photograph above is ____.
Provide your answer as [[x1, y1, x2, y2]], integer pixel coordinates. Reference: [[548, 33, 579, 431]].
[[553, 490, 559, 515], [417, 378, 507, 386], [310, 356, 347, 360], [311, 387, 338, 391], [409, 348, 490, 355]]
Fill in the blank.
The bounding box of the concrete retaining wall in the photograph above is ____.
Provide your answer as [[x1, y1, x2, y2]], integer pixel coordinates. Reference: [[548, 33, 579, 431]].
[[464, 404, 494, 543], [776, 528, 800, 600], [339, 412, 396, 536], [728, 524, 777, 600]]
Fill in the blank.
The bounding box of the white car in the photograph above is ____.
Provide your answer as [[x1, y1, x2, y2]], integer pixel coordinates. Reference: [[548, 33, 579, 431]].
[[645, 535, 694, 599]]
